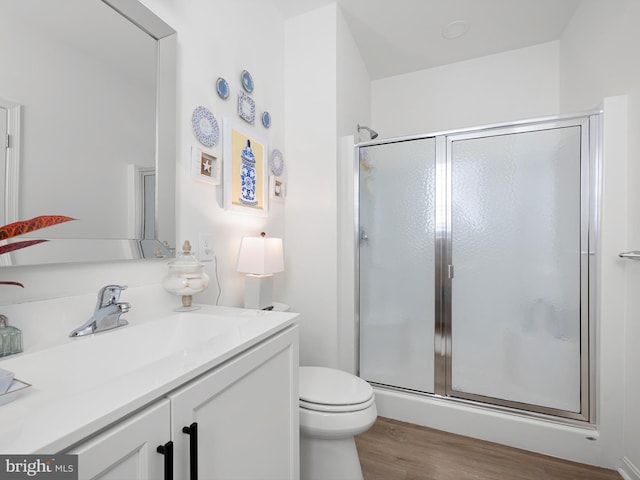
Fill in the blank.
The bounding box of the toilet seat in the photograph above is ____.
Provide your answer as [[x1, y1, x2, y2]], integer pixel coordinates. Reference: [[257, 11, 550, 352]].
[[299, 366, 374, 413], [300, 395, 375, 413]]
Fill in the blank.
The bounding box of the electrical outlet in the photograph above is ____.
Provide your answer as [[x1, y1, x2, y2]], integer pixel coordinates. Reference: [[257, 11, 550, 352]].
[[199, 233, 215, 262]]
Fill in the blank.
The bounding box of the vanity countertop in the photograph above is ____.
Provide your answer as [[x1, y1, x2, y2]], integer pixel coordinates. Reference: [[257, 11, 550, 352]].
[[0, 305, 298, 454]]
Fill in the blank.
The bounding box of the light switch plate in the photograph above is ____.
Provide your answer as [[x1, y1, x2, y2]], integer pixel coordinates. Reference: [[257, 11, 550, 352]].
[[199, 233, 215, 262]]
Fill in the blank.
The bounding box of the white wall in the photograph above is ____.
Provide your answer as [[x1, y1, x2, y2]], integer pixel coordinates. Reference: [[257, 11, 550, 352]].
[[336, 8, 371, 372], [372, 41, 560, 138], [625, 90, 640, 480], [336, 10, 371, 139], [140, 0, 287, 309], [560, 1, 640, 476], [595, 95, 629, 469], [282, 3, 370, 369], [283, 5, 339, 368]]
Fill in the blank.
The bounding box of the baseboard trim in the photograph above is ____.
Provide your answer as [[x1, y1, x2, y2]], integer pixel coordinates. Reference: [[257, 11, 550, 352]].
[[619, 456, 640, 480]]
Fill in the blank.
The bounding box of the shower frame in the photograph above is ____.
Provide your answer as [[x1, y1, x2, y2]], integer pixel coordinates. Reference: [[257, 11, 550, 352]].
[[354, 111, 600, 425]]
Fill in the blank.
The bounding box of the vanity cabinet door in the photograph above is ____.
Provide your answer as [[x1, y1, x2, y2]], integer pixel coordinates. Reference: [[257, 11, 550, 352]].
[[169, 326, 299, 480], [67, 399, 171, 480]]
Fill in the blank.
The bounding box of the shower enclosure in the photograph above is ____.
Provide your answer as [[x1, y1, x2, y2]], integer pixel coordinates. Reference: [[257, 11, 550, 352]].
[[357, 113, 598, 422]]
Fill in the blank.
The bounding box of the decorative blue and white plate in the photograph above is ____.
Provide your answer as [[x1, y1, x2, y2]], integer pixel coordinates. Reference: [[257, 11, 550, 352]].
[[241, 70, 254, 93], [261, 111, 271, 128], [270, 149, 284, 176], [216, 77, 229, 99], [238, 92, 255, 124], [191, 106, 219, 147]]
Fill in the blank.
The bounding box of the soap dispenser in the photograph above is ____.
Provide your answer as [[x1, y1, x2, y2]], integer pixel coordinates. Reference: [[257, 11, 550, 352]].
[[0, 314, 22, 357]]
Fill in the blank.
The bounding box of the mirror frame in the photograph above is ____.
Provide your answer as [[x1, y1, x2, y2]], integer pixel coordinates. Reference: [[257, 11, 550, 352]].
[[6, 0, 176, 266]]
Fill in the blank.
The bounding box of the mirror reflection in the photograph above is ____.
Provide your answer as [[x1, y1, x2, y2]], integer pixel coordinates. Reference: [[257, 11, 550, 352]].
[[0, 0, 176, 265]]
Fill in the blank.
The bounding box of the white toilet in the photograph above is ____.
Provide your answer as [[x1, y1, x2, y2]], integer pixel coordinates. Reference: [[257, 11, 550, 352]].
[[299, 366, 377, 480]]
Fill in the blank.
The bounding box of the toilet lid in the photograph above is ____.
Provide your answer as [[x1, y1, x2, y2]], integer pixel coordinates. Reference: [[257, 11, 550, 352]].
[[299, 366, 374, 410]]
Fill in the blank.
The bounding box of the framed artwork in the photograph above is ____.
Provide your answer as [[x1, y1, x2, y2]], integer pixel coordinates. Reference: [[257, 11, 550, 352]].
[[223, 119, 268, 216], [191, 146, 220, 185], [269, 176, 285, 201]]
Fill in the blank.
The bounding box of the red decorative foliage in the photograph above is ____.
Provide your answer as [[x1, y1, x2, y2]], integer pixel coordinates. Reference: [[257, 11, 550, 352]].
[[0, 239, 48, 256], [0, 215, 74, 241], [0, 215, 74, 287]]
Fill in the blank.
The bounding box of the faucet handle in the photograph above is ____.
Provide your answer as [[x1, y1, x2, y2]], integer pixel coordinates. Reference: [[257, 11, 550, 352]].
[[96, 284, 128, 310]]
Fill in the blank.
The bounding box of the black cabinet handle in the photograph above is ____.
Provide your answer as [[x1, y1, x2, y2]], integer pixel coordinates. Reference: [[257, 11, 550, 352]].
[[182, 422, 198, 480], [157, 441, 174, 480]]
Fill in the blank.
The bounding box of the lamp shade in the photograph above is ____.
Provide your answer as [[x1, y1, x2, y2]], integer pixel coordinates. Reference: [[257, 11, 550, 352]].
[[237, 236, 284, 275]]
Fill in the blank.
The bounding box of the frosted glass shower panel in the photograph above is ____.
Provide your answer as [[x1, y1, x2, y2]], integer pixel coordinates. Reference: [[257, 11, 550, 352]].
[[359, 138, 436, 393], [449, 126, 582, 412]]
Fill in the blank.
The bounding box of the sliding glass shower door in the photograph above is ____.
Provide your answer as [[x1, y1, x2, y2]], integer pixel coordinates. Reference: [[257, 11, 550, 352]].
[[358, 115, 596, 421]]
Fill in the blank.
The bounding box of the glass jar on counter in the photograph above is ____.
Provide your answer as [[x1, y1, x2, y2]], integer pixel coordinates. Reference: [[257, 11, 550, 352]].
[[0, 315, 22, 357]]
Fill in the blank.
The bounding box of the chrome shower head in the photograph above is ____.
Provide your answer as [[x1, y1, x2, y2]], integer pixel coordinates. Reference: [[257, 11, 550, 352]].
[[358, 124, 379, 140]]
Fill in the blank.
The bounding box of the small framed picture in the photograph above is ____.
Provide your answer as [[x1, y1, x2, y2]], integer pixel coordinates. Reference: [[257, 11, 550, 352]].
[[270, 175, 286, 201], [191, 146, 220, 185]]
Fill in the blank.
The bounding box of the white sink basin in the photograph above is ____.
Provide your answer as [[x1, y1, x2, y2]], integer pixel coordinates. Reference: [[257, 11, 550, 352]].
[[64, 311, 252, 378], [3, 311, 251, 394]]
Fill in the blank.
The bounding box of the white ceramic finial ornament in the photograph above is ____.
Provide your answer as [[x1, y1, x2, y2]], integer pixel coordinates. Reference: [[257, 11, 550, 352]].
[[163, 240, 210, 311]]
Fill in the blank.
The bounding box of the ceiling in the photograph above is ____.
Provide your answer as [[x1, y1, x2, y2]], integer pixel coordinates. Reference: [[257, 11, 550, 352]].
[[272, 0, 582, 79]]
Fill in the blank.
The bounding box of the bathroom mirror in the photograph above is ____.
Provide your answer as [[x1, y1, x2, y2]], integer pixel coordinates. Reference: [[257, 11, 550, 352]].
[[0, 0, 176, 266]]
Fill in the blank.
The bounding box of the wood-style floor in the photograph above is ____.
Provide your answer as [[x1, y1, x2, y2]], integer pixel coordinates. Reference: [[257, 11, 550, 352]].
[[355, 417, 621, 480]]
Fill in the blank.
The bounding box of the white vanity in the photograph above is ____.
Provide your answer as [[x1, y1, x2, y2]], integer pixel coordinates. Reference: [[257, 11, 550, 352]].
[[0, 306, 299, 480]]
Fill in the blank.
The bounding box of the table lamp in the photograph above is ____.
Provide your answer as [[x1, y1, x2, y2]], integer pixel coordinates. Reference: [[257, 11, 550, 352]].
[[236, 232, 284, 310]]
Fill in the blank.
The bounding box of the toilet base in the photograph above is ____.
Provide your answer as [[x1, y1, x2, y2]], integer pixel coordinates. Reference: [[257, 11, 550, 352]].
[[300, 434, 363, 480]]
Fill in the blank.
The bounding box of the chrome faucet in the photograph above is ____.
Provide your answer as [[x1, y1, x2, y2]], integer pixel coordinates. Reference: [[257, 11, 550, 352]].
[[69, 285, 131, 337]]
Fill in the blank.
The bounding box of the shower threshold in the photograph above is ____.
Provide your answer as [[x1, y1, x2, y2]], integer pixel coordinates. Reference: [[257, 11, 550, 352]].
[[369, 381, 596, 429]]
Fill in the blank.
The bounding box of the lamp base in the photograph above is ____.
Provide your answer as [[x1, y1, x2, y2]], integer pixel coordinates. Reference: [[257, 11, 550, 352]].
[[244, 274, 274, 310]]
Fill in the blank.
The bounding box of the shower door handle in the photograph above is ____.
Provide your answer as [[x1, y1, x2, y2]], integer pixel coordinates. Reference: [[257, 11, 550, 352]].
[[619, 251, 640, 259]]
